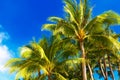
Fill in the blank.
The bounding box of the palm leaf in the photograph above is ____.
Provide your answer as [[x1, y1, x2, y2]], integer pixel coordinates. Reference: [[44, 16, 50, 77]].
[[85, 11, 120, 33], [53, 72, 67, 80], [42, 24, 57, 31]]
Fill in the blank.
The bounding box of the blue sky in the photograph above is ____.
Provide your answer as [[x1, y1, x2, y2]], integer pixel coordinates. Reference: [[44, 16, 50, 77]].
[[0, 0, 120, 80]]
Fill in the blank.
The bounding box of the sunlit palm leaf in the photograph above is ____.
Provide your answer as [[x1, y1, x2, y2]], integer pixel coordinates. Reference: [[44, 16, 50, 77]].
[[85, 11, 120, 34]]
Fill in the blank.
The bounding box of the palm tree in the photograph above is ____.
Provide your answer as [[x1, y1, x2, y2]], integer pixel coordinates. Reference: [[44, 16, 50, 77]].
[[5, 41, 50, 80], [86, 29, 120, 80], [5, 35, 82, 80], [42, 0, 120, 79]]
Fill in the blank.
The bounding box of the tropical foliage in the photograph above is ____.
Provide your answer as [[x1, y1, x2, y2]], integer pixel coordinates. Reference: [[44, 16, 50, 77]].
[[5, 36, 82, 80], [5, 0, 120, 80]]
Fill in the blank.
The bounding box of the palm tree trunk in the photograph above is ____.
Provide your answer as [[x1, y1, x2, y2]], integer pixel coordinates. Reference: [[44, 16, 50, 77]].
[[80, 41, 87, 80], [87, 63, 94, 80], [103, 58, 108, 80], [38, 69, 41, 80], [118, 62, 120, 79], [48, 73, 51, 80], [98, 59, 106, 79], [108, 55, 115, 80]]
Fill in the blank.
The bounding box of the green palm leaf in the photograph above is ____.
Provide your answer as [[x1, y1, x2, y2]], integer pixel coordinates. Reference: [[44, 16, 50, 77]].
[[85, 11, 120, 34]]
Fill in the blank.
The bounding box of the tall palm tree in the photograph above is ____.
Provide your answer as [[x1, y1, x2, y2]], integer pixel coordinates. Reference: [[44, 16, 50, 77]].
[[5, 36, 82, 80], [42, 0, 120, 79]]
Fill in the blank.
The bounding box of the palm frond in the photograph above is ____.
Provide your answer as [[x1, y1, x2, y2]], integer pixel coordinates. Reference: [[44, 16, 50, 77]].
[[42, 24, 57, 31], [85, 11, 120, 33], [53, 72, 67, 80], [64, 0, 79, 25], [48, 16, 64, 22]]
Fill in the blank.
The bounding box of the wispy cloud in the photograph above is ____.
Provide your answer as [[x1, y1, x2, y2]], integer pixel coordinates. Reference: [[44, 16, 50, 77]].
[[0, 32, 9, 43]]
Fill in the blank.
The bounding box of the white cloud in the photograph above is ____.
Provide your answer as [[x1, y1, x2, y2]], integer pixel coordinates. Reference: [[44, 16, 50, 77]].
[[0, 45, 11, 72], [0, 26, 11, 72], [0, 26, 15, 80]]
